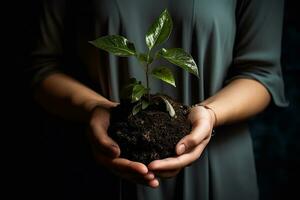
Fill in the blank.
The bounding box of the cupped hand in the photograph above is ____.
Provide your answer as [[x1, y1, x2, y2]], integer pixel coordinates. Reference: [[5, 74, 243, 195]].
[[148, 105, 215, 178], [87, 103, 159, 188]]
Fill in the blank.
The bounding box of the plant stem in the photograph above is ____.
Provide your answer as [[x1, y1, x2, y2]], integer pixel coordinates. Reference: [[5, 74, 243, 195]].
[[146, 52, 151, 101], [146, 62, 150, 101]]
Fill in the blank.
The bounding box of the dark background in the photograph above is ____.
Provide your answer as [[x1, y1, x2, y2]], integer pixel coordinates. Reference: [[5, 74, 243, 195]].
[[249, 1, 300, 199], [8, 0, 299, 199]]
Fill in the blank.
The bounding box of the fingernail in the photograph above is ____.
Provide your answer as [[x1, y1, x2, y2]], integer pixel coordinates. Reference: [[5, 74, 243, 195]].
[[150, 179, 159, 188], [177, 144, 185, 155], [145, 172, 155, 180]]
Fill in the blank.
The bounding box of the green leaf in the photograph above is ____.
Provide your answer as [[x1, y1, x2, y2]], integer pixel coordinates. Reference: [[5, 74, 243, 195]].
[[128, 77, 138, 84], [120, 78, 140, 100], [131, 84, 147, 103], [146, 9, 173, 50], [89, 35, 136, 57], [137, 53, 148, 63], [151, 67, 176, 87], [141, 100, 150, 110], [132, 102, 142, 115], [137, 53, 153, 64], [158, 48, 199, 77]]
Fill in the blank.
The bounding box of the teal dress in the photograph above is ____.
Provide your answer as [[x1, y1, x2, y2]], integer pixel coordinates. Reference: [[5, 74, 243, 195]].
[[29, 0, 288, 199]]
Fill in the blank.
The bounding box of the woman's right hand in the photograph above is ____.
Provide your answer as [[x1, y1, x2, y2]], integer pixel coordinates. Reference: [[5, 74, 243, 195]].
[[87, 104, 159, 188]]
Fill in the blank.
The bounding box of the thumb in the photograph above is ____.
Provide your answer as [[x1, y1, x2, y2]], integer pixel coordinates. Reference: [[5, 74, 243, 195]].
[[176, 120, 209, 155]]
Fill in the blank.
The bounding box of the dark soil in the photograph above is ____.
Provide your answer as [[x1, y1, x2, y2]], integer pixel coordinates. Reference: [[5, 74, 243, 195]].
[[108, 95, 192, 165]]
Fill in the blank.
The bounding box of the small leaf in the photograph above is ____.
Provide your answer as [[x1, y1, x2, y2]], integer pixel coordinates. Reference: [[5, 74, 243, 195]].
[[151, 67, 176, 87], [128, 77, 138, 84], [158, 48, 199, 77], [120, 78, 141, 100], [131, 84, 147, 103], [142, 100, 149, 110], [146, 9, 173, 50], [161, 97, 176, 117], [132, 102, 142, 115], [137, 53, 148, 63], [89, 35, 136, 57], [137, 53, 153, 64]]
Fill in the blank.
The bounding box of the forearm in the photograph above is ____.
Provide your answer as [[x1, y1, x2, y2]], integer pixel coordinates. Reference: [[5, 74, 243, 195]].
[[34, 73, 117, 122], [201, 78, 271, 127]]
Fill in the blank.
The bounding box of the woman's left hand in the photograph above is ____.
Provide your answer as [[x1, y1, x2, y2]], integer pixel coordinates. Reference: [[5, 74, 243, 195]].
[[148, 105, 215, 178]]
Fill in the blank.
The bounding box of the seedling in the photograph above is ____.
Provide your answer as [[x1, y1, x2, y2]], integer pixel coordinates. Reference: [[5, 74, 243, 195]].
[[89, 9, 199, 117]]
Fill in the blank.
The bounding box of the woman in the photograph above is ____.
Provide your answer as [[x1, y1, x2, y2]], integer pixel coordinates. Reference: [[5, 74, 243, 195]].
[[28, 0, 288, 199]]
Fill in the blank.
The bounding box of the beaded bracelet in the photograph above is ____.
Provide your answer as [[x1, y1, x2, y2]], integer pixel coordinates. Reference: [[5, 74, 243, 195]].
[[189, 104, 217, 136]]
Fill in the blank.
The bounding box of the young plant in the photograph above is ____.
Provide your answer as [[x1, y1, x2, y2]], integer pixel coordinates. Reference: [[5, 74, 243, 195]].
[[89, 9, 199, 117]]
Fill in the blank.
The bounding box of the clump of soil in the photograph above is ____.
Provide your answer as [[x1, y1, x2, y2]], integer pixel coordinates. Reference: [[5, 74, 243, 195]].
[[108, 95, 192, 165]]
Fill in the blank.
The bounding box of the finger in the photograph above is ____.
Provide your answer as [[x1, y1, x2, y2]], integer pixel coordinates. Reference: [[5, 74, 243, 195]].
[[130, 171, 156, 184], [148, 179, 160, 188], [143, 171, 156, 180], [148, 140, 208, 171], [176, 120, 210, 155], [112, 158, 148, 175], [96, 154, 148, 176], [129, 174, 159, 188], [89, 124, 120, 158], [113, 169, 158, 188], [116, 169, 155, 181], [153, 169, 181, 179], [95, 154, 155, 187], [129, 175, 159, 188]]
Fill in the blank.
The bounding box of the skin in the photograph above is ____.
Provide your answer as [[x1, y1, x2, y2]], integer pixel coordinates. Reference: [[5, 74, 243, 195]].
[[35, 73, 270, 188], [148, 78, 271, 178]]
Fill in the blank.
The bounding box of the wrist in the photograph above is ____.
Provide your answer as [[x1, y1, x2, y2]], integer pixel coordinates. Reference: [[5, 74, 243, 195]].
[[74, 99, 118, 123], [190, 103, 218, 127], [201, 104, 217, 127], [88, 100, 118, 119]]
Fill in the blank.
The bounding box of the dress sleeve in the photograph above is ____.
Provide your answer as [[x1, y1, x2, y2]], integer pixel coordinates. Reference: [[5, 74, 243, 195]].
[[226, 0, 289, 107], [27, 0, 66, 88]]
